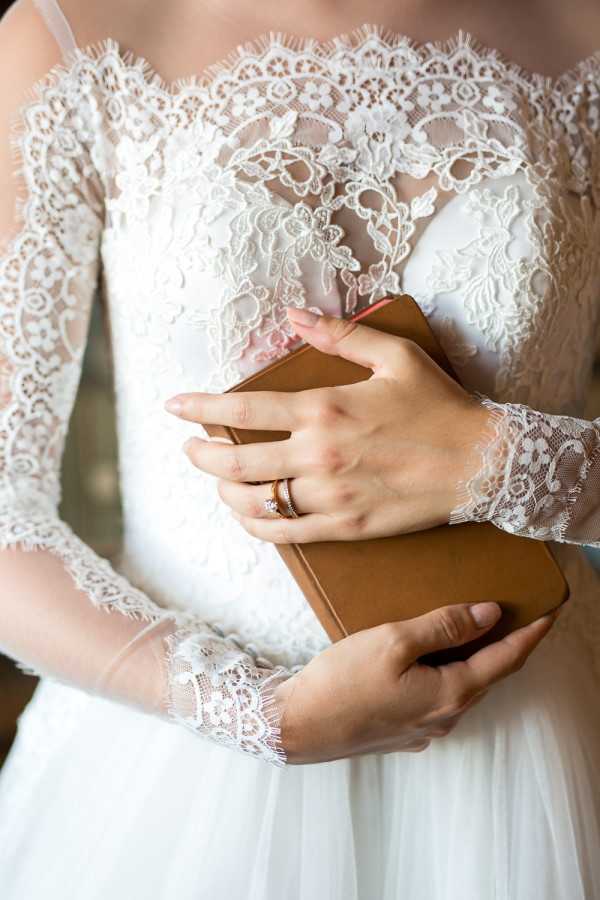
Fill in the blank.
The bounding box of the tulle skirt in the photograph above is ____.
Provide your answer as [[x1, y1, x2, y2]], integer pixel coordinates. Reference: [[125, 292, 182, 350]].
[[1, 546, 600, 900]]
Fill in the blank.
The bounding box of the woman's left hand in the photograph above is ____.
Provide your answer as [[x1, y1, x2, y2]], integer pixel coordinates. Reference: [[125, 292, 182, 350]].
[[164, 306, 490, 544]]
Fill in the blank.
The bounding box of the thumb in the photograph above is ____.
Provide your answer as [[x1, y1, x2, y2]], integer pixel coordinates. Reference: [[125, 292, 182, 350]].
[[285, 306, 406, 374], [399, 602, 503, 660]]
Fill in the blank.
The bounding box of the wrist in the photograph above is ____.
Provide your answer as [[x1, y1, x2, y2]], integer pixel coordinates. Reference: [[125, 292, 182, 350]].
[[447, 394, 511, 525], [272, 673, 302, 764]]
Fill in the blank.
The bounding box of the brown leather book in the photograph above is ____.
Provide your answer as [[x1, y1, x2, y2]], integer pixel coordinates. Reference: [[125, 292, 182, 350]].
[[203, 294, 569, 664]]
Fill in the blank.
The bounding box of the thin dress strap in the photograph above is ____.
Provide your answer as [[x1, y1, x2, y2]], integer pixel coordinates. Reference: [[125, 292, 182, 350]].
[[32, 0, 77, 58]]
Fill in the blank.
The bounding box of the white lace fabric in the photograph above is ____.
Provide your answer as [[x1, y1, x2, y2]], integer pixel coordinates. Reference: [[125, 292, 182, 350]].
[[0, 4, 599, 772], [449, 395, 600, 546]]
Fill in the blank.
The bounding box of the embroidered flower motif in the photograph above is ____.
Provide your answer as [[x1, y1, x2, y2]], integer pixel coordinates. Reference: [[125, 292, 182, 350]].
[[493, 503, 528, 531], [357, 261, 401, 301], [483, 85, 517, 115], [416, 81, 451, 112], [345, 103, 411, 144], [299, 80, 333, 111], [30, 257, 62, 291], [253, 322, 305, 364], [70, 94, 103, 145], [231, 87, 267, 118], [113, 136, 161, 218], [343, 103, 412, 178], [174, 634, 247, 685], [15, 422, 51, 455], [25, 318, 59, 353], [518, 436, 551, 473], [283, 203, 356, 268], [205, 690, 235, 727]]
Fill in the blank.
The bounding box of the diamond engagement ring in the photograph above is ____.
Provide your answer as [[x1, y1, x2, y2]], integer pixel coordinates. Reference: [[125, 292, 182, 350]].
[[263, 479, 285, 517], [262, 478, 301, 518]]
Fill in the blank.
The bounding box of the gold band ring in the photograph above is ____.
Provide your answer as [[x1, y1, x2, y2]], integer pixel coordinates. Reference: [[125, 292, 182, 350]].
[[279, 477, 300, 518], [262, 478, 302, 518]]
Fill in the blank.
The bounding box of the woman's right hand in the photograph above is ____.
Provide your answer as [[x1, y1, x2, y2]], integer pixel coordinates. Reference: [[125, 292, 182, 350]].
[[273, 601, 559, 764]]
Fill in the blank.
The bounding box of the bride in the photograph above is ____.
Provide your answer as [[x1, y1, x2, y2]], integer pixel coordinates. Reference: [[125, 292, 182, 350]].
[[1, 0, 599, 896]]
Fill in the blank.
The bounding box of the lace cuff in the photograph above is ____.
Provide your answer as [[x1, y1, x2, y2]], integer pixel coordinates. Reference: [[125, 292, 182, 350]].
[[448, 394, 600, 546], [165, 622, 290, 766]]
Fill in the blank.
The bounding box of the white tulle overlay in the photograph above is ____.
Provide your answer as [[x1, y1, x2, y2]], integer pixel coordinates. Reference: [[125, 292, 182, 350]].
[[1, 3, 600, 897]]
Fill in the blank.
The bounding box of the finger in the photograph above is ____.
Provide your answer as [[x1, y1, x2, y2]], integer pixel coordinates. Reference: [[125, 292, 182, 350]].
[[231, 510, 336, 544], [397, 602, 503, 663], [217, 479, 288, 518], [435, 693, 488, 728], [217, 479, 291, 519], [216, 476, 334, 517], [165, 390, 306, 432], [441, 610, 558, 700], [285, 306, 412, 376], [184, 436, 297, 482]]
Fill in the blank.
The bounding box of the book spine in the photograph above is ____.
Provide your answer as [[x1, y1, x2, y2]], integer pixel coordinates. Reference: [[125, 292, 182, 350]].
[[276, 544, 346, 643]]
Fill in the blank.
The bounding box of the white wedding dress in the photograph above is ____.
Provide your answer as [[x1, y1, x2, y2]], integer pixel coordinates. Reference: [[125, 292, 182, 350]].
[[1, 1, 600, 897]]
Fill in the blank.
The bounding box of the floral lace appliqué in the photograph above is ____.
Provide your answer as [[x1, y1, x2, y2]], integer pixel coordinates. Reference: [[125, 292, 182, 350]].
[[449, 396, 600, 547]]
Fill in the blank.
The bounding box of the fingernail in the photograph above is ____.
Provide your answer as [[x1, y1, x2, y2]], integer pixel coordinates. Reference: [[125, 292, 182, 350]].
[[285, 307, 319, 327], [470, 602, 502, 628], [182, 437, 195, 452], [165, 396, 183, 414]]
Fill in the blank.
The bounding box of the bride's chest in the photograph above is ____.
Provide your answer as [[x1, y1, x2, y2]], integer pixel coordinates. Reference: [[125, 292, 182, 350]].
[[93, 33, 600, 410]]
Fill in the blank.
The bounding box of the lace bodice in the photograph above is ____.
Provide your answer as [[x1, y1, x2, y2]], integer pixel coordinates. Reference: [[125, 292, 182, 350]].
[[1, 0, 600, 766]]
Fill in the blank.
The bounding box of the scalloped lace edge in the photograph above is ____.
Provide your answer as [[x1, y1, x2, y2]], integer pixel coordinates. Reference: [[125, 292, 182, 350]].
[[65, 26, 600, 95], [448, 393, 510, 526], [10, 24, 600, 113]]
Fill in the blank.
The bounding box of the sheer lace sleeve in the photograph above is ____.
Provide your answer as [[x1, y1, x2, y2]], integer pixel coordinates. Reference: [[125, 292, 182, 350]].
[[0, 1, 292, 767], [448, 393, 600, 547]]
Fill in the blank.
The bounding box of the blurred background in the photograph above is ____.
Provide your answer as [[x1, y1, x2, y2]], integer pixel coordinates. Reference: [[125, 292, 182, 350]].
[[1, 0, 600, 772]]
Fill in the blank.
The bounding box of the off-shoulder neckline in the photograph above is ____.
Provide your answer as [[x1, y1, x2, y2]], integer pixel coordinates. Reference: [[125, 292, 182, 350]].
[[44, 24, 600, 98]]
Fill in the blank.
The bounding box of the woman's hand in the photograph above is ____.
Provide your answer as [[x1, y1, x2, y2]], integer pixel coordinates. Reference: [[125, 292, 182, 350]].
[[165, 306, 489, 544], [272, 601, 559, 764]]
